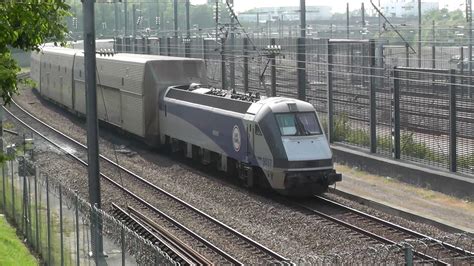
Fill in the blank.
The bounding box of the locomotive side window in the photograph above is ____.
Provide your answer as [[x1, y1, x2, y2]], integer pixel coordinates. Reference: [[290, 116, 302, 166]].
[[275, 112, 322, 136]]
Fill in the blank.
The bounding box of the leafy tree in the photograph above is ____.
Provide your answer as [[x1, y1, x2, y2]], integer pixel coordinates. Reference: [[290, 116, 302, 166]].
[[0, 0, 70, 104]]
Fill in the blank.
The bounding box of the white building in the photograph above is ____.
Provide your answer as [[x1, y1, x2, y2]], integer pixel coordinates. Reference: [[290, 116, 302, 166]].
[[238, 6, 332, 23], [382, 0, 439, 17]]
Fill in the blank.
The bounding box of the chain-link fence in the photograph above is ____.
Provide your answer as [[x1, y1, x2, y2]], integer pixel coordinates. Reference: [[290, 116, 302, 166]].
[[0, 140, 175, 265], [112, 35, 474, 178]]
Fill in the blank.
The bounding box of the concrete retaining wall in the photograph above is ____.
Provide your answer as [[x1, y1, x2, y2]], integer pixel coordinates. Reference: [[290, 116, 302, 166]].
[[332, 144, 474, 200]]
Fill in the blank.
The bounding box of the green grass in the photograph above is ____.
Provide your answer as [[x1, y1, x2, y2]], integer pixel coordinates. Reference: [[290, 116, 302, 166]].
[[0, 214, 38, 266], [0, 165, 75, 266]]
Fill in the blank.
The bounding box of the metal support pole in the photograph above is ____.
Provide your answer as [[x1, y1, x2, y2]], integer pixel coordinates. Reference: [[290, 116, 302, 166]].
[[460, 46, 465, 89], [243, 38, 249, 92], [404, 244, 414, 266], [75, 194, 80, 266], [432, 20, 436, 69], [174, 0, 178, 43], [221, 38, 227, 90], [369, 40, 377, 153], [159, 37, 164, 55], [83, 0, 103, 261], [449, 69, 457, 172], [346, 3, 350, 39], [393, 67, 401, 159], [256, 12, 259, 37], [46, 175, 51, 266], [300, 0, 306, 38], [10, 159, 14, 221], [121, 227, 125, 266], [230, 0, 235, 89], [114, 2, 119, 36], [361, 2, 365, 39], [405, 43, 410, 67], [59, 184, 64, 266], [327, 40, 334, 143], [469, 2, 473, 98], [271, 38, 277, 97], [185, 0, 191, 58], [378, 0, 381, 36], [1, 165, 5, 212], [124, 0, 128, 36], [132, 4, 137, 53], [297, 37, 306, 101], [167, 37, 171, 56], [418, 0, 422, 67], [34, 168, 39, 252]]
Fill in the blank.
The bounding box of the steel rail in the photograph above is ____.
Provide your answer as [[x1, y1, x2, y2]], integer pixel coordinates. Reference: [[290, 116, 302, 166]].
[[112, 203, 211, 266], [290, 198, 448, 265], [3, 105, 242, 265], [5, 100, 290, 264], [315, 195, 474, 261]]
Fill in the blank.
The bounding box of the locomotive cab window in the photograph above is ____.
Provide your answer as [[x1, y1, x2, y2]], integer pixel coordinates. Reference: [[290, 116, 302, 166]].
[[275, 112, 322, 136]]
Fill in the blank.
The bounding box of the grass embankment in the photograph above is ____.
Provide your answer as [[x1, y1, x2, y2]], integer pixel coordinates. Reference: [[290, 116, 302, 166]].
[[0, 214, 38, 266]]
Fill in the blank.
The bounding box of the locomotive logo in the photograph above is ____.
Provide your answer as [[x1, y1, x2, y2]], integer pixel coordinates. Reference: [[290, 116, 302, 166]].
[[232, 125, 241, 152]]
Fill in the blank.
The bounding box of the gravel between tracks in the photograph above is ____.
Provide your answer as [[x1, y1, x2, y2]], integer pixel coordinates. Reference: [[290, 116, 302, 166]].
[[9, 86, 459, 261]]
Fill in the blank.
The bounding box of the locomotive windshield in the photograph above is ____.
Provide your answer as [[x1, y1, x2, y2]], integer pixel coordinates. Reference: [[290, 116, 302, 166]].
[[275, 112, 322, 136]]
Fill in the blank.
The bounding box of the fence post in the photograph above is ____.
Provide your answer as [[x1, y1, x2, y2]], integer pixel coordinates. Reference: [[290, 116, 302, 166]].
[[221, 38, 227, 90], [2, 164, 5, 211], [271, 38, 277, 97], [431, 44, 436, 69], [243, 38, 249, 93], [404, 244, 414, 266], [75, 193, 80, 266], [449, 69, 457, 172], [11, 159, 15, 222], [34, 167, 39, 252], [393, 67, 401, 159], [405, 43, 410, 67], [297, 37, 306, 101], [369, 39, 377, 153], [327, 40, 334, 143], [22, 173, 28, 237], [59, 184, 64, 266], [121, 227, 125, 266], [460, 46, 464, 90], [166, 37, 171, 56], [46, 174, 51, 266]]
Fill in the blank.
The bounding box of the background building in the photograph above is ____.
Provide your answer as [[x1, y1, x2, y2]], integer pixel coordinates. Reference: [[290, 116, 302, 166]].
[[382, 0, 439, 17], [238, 6, 332, 23]]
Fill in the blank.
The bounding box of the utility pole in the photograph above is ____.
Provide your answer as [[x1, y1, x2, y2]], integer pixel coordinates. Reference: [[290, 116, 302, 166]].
[[214, 0, 219, 43], [132, 4, 137, 53], [229, 0, 235, 89], [418, 0, 422, 67], [185, 0, 191, 57], [298, 0, 306, 101], [173, 0, 178, 40], [378, 0, 381, 36], [114, 1, 119, 36], [124, 0, 128, 36], [467, 0, 473, 97], [300, 0, 306, 38], [82, 0, 103, 263], [346, 3, 350, 39], [361, 2, 365, 39], [256, 12, 260, 37]]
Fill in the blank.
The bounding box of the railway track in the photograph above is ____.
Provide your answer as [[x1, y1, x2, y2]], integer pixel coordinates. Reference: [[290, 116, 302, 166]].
[[111, 203, 213, 266], [4, 100, 290, 265], [294, 196, 474, 265]]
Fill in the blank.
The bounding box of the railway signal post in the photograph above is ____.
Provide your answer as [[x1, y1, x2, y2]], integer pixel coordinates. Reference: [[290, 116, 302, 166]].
[[83, 0, 104, 263]]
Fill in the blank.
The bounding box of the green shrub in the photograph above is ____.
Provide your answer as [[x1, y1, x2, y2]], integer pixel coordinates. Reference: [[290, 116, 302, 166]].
[[459, 153, 474, 171]]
